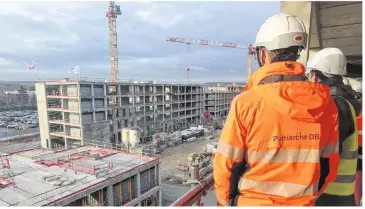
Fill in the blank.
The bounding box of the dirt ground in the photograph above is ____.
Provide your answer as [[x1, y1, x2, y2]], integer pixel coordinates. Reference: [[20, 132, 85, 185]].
[[159, 136, 218, 181]]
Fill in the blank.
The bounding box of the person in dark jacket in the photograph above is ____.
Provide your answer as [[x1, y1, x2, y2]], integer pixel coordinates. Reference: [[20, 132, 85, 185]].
[[306, 48, 361, 206]]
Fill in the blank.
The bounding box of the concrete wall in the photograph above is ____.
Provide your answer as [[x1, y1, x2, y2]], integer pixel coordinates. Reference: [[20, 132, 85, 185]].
[[36, 83, 51, 149], [80, 85, 92, 97], [82, 114, 93, 124], [83, 122, 110, 143], [81, 100, 93, 110], [95, 112, 106, 122], [70, 127, 81, 138], [67, 100, 79, 111], [94, 86, 104, 97], [94, 99, 105, 109], [66, 85, 78, 96], [69, 113, 80, 124]]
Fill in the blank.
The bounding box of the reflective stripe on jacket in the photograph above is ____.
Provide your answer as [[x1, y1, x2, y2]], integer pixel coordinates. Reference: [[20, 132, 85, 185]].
[[324, 99, 358, 196], [213, 61, 340, 206], [357, 112, 362, 147]]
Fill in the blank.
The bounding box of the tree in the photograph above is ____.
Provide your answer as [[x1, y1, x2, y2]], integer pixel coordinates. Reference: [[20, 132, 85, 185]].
[[17, 85, 28, 105], [30, 95, 37, 106]]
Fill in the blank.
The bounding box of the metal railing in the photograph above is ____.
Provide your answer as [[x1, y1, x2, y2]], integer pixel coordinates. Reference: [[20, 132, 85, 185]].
[[47, 92, 78, 97], [170, 173, 214, 206]]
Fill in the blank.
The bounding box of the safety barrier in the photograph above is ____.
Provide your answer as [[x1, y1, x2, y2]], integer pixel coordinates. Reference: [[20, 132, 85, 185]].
[[170, 173, 214, 206]]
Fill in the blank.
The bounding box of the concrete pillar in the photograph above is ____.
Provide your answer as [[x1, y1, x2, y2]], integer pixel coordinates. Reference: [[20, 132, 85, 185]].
[[107, 185, 114, 206], [280, 1, 313, 65], [137, 173, 141, 197], [162, 85, 165, 132], [64, 138, 68, 149]]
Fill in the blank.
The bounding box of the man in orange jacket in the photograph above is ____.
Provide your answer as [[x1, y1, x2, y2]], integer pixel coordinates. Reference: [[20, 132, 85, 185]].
[[213, 13, 340, 206]]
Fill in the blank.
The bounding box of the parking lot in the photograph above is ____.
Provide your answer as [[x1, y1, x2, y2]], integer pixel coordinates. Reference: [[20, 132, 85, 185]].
[[0, 110, 39, 140]]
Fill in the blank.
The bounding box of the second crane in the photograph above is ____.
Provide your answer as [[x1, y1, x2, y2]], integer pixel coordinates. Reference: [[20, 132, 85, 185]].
[[166, 37, 255, 81]]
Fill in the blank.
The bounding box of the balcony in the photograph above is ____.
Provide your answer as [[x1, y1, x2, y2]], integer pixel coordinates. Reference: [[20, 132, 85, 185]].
[[47, 104, 79, 112], [50, 131, 81, 140], [48, 118, 81, 126], [47, 92, 78, 98]]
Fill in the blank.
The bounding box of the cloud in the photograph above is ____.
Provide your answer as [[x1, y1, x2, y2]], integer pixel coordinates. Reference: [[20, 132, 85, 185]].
[[0, 1, 280, 82]]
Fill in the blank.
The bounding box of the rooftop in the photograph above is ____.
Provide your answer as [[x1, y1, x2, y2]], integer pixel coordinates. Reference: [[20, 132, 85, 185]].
[[0, 143, 159, 206]]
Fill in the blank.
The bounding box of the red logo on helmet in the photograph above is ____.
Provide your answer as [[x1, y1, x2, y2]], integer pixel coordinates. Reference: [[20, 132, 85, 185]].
[[294, 35, 303, 42]]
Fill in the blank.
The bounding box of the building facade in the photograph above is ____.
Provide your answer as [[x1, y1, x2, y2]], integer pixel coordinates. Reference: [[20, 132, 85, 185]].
[[204, 85, 243, 121], [35, 80, 205, 149]]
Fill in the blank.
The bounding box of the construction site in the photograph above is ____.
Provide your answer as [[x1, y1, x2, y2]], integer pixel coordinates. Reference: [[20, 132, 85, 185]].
[[35, 80, 242, 149], [0, 0, 362, 207], [0, 141, 160, 206]]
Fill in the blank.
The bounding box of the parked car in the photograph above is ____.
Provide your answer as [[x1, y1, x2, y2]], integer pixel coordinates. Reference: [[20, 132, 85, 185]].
[[7, 123, 18, 129], [14, 125, 22, 130], [29, 123, 39, 128]]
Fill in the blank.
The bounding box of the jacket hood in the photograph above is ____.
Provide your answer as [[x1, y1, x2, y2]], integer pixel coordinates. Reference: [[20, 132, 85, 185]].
[[322, 76, 358, 99], [247, 62, 331, 122]]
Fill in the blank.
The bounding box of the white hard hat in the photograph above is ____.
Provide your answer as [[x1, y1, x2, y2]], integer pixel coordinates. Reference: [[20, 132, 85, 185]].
[[352, 81, 362, 94], [252, 13, 307, 50], [306, 48, 347, 76]]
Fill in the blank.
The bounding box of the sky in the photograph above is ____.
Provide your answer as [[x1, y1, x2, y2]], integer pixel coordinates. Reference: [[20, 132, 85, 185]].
[[0, 1, 280, 83]]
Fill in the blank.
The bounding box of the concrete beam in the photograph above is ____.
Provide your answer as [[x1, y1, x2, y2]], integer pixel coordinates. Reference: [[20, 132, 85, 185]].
[[107, 185, 113, 206], [280, 1, 313, 65], [51, 160, 159, 206], [124, 186, 161, 206]]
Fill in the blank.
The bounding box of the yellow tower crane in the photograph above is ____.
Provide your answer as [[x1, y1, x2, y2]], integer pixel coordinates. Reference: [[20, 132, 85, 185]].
[[106, 1, 121, 104]]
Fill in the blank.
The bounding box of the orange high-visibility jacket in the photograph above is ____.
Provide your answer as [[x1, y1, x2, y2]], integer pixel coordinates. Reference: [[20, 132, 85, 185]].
[[213, 62, 340, 206]]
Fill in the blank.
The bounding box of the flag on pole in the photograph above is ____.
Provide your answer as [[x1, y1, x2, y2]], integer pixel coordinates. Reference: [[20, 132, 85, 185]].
[[68, 65, 80, 74], [27, 64, 36, 71]]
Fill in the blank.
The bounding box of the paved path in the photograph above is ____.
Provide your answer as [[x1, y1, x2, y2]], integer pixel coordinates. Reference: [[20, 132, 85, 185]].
[[0, 127, 39, 141]]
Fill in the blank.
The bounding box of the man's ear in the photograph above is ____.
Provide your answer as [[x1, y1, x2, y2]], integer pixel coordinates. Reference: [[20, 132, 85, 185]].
[[309, 73, 317, 82], [260, 49, 266, 66]]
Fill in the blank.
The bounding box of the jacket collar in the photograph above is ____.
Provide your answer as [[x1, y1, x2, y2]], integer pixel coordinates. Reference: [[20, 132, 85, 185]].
[[244, 61, 306, 90]]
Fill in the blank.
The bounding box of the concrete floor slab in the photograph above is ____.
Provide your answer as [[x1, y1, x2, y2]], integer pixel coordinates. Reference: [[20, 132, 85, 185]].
[[0, 145, 159, 206]]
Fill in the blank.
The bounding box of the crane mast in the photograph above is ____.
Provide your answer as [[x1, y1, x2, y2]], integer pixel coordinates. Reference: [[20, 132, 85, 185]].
[[106, 1, 121, 100], [166, 37, 255, 80]]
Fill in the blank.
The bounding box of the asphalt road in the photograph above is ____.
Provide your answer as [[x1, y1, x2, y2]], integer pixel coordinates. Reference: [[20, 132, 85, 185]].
[[0, 126, 39, 140]]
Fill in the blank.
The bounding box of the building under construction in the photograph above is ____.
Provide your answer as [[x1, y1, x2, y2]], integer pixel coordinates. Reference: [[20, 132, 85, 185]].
[[0, 142, 161, 206], [35, 80, 207, 149], [204, 85, 243, 120]]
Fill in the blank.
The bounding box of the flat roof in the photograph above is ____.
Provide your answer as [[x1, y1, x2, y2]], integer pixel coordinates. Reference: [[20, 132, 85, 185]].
[[0, 145, 159, 206]]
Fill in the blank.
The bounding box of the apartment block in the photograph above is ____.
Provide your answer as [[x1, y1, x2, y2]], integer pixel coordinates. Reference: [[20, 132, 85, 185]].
[[0, 143, 161, 206], [204, 85, 243, 120], [35, 80, 204, 149]]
